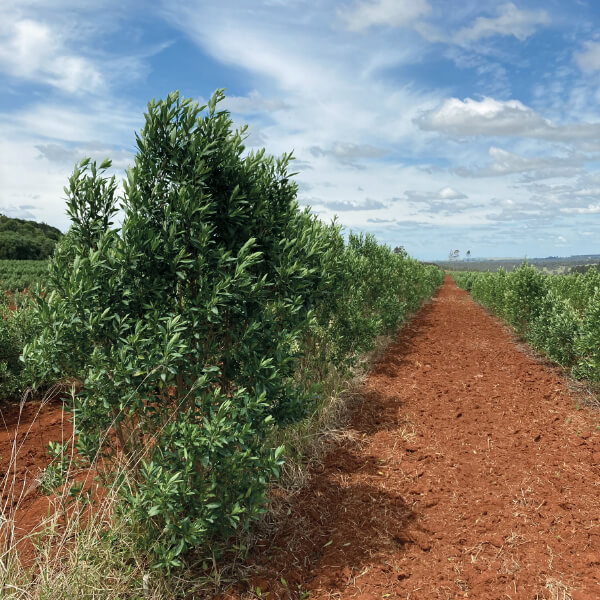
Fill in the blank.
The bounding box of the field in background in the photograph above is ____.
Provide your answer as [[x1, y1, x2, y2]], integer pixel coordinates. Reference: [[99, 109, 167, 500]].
[[435, 253, 600, 273], [0, 260, 48, 292]]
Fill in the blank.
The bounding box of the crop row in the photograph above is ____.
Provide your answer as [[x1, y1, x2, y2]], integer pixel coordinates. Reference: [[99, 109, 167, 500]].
[[0, 259, 49, 293], [453, 264, 600, 381]]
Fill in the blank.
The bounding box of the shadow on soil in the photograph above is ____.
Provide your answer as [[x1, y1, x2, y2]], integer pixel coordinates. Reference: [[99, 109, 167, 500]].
[[221, 296, 444, 598], [234, 445, 416, 599]]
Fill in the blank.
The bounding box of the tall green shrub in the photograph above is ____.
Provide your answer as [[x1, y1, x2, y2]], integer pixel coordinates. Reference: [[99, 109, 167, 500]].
[[25, 91, 340, 568], [528, 290, 579, 367], [0, 296, 39, 397], [25, 90, 443, 569], [502, 262, 548, 333]]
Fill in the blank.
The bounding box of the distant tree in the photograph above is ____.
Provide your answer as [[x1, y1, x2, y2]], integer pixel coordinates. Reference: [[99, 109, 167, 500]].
[[0, 214, 62, 259], [448, 249, 460, 261], [466, 250, 471, 261], [393, 245, 405, 255]]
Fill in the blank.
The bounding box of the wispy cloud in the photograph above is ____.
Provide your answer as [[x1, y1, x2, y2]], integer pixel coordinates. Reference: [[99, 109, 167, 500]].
[[1, 0, 599, 259], [397, 187, 479, 216], [222, 90, 289, 114], [339, 0, 430, 32], [309, 142, 388, 168], [416, 2, 550, 46], [35, 142, 134, 169], [316, 197, 387, 211], [0, 18, 103, 94], [575, 40, 600, 72], [456, 146, 586, 180], [453, 3, 550, 44]]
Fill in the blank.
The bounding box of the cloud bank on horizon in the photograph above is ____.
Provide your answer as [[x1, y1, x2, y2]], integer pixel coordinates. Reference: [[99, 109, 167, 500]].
[[1, 0, 599, 260]]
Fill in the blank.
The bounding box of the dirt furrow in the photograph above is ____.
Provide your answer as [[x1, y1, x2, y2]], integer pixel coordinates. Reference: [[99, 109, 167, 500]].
[[224, 275, 600, 600]]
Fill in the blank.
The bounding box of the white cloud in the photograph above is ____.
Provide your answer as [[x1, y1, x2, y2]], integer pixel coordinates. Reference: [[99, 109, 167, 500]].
[[35, 142, 134, 170], [456, 146, 586, 179], [367, 217, 396, 223], [0, 0, 596, 260], [575, 41, 600, 72], [505, 177, 600, 220], [0, 19, 103, 94], [438, 186, 467, 200], [454, 3, 550, 44], [161, 2, 438, 152], [3, 102, 140, 143], [417, 3, 549, 47], [0, 99, 140, 232], [400, 187, 476, 215], [0, 204, 38, 220], [415, 97, 600, 141], [340, 0, 430, 32], [560, 204, 600, 214], [316, 197, 387, 211], [309, 142, 387, 167], [222, 90, 288, 114]]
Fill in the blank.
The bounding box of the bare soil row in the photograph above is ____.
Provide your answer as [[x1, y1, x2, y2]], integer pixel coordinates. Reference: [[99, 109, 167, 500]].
[[222, 275, 600, 599]]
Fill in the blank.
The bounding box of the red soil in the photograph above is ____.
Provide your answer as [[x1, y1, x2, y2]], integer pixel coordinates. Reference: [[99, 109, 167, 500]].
[[223, 275, 600, 599], [0, 395, 73, 560]]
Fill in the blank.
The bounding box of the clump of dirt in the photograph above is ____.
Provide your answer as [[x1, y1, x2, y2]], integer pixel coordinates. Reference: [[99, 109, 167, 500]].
[[220, 275, 600, 599]]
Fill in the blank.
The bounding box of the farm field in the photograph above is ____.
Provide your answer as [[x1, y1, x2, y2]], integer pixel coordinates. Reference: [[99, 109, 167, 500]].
[[219, 275, 600, 599], [0, 259, 48, 293], [453, 265, 600, 384], [5, 2, 600, 597]]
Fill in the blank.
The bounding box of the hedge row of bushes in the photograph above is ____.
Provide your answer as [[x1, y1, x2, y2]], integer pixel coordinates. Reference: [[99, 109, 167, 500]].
[[0, 259, 49, 292]]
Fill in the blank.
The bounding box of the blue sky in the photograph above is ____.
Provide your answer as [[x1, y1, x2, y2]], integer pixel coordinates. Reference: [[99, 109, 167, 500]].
[[1, 0, 600, 260]]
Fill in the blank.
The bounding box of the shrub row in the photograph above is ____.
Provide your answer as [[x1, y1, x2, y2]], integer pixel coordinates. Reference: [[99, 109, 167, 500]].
[[0, 294, 40, 397], [453, 264, 600, 381], [20, 90, 443, 569], [0, 259, 49, 292]]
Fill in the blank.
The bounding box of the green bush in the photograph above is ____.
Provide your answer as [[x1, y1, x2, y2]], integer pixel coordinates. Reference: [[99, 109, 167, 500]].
[[573, 289, 600, 381], [0, 259, 50, 292], [25, 90, 442, 569], [0, 295, 39, 397], [501, 263, 548, 333], [528, 290, 580, 367]]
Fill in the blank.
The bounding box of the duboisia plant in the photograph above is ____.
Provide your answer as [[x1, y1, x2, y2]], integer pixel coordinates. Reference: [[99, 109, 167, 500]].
[[24, 90, 443, 569]]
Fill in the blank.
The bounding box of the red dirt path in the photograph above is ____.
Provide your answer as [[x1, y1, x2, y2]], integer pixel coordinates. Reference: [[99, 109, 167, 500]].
[[223, 275, 600, 600]]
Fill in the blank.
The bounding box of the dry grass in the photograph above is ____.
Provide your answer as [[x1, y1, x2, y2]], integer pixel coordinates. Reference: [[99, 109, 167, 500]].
[[274, 334, 393, 489], [542, 578, 573, 600], [0, 382, 240, 599]]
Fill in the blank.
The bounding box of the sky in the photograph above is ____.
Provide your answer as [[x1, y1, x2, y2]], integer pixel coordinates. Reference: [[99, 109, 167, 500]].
[[1, 0, 600, 260]]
